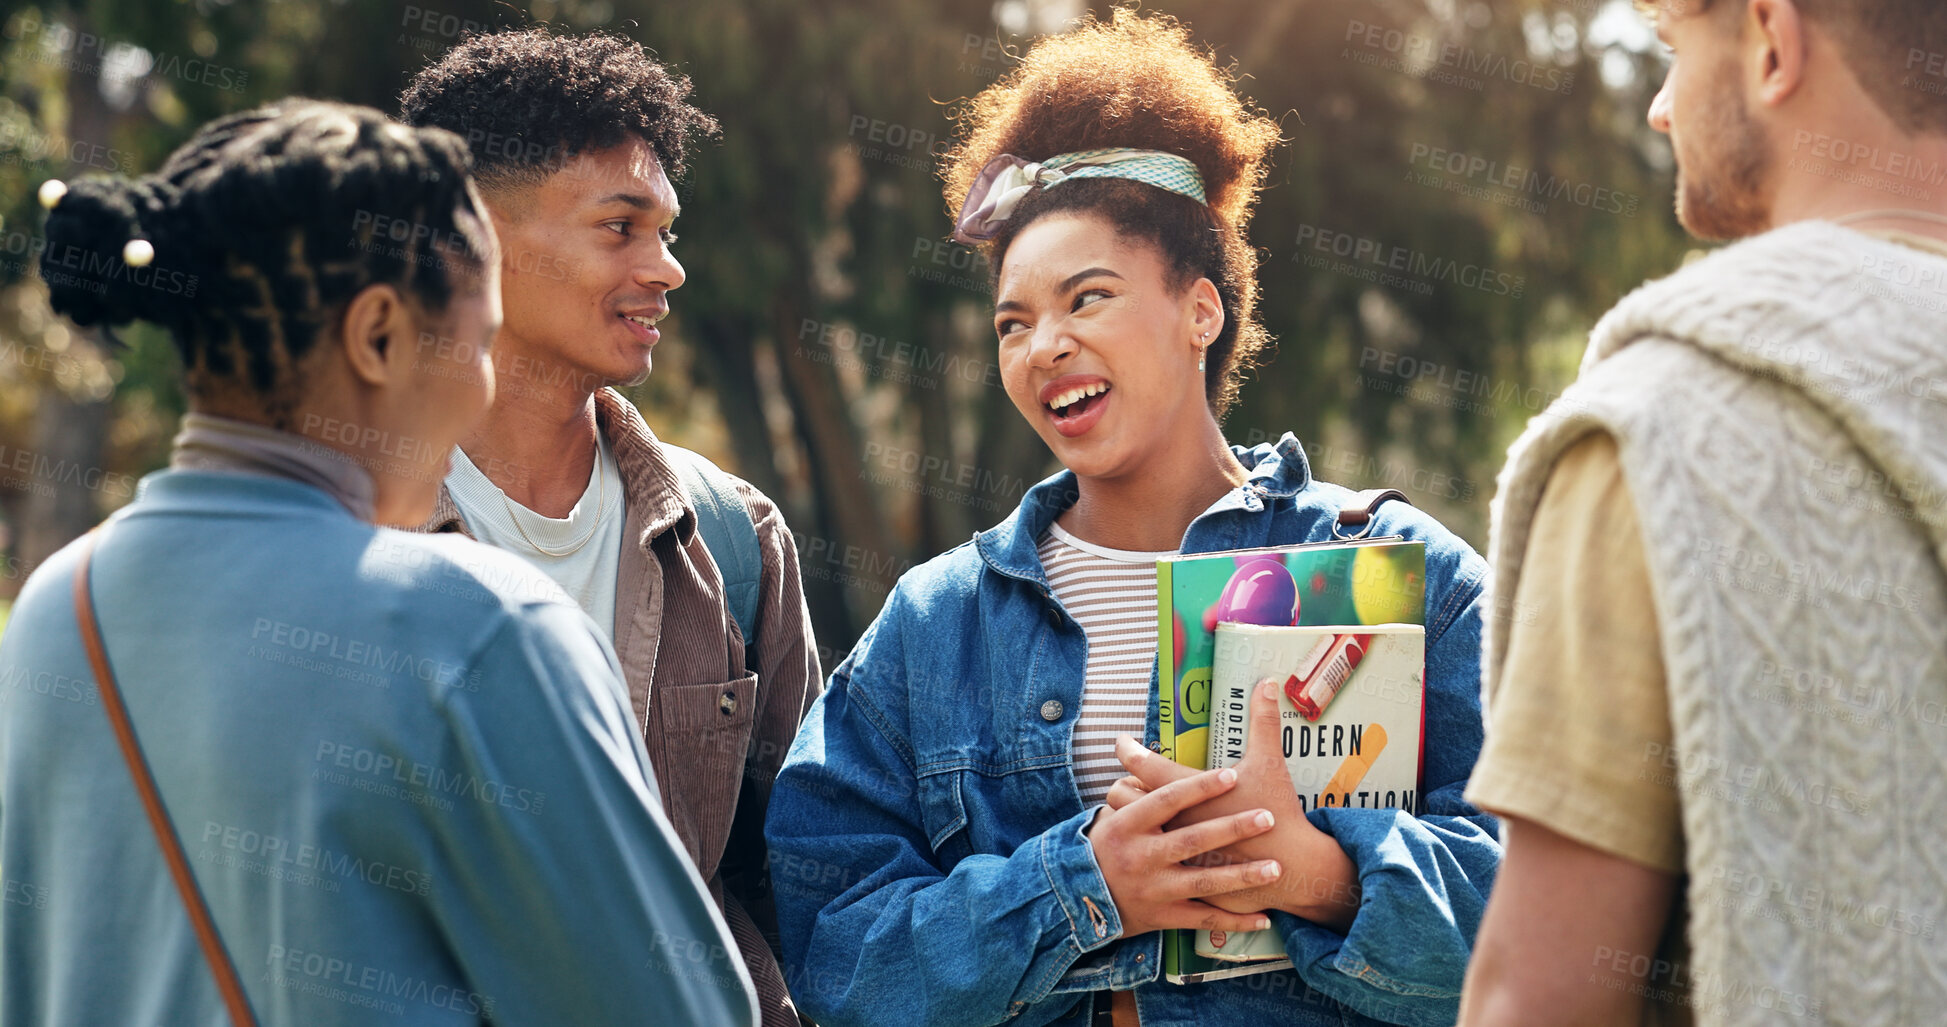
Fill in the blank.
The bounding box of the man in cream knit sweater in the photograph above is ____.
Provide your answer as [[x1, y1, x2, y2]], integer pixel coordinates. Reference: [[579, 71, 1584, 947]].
[[1460, 2, 1947, 1025]]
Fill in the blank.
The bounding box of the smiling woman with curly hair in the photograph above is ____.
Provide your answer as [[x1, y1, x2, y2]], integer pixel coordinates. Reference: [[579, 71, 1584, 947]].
[[767, 10, 1502, 1027], [939, 10, 1277, 419]]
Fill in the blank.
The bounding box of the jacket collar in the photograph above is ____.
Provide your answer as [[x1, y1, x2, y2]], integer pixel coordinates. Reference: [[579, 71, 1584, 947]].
[[422, 480, 466, 536], [974, 432, 1314, 586], [418, 387, 697, 549]]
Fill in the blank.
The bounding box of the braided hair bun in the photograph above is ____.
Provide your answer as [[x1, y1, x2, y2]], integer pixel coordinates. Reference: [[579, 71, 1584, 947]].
[[37, 100, 488, 419], [40, 174, 184, 329]]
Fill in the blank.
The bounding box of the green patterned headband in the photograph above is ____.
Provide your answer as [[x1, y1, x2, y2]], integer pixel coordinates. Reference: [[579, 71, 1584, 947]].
[[952, 148, 1209, 244]]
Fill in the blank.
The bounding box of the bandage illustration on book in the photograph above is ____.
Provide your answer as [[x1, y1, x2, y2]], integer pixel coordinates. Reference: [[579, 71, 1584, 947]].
[[1322, 723, 1387, 796], [1284, 633, 1375, 721]]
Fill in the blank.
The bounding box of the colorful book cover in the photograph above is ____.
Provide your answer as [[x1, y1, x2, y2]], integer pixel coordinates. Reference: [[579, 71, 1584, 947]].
[[1155, 538, 1426, 984]]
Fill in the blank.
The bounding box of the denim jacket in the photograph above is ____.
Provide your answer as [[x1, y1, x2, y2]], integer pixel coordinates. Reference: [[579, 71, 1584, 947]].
[[767, 435, 1500, 1027]]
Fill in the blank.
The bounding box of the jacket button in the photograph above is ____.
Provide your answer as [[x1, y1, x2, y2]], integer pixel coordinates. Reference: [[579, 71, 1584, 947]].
[[719, 692, 739, 716], [1040, 700, 1064, 722]]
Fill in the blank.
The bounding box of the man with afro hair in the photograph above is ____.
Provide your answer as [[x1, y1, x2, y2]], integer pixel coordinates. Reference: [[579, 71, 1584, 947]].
[[401, 28, 820, 1026]]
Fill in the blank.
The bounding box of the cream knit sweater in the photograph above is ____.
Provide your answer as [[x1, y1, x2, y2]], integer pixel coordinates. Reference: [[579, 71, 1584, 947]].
[[1483, 222, 1947, 1026]]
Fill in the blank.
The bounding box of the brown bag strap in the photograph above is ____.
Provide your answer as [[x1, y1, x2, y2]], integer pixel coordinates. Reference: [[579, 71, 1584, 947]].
[[1333, 488, 1411, 540], [71, 529, 258, 1027]]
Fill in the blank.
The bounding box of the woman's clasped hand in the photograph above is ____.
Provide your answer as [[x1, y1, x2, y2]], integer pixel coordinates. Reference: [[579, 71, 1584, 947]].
[[1104, 679, 1362, 932]]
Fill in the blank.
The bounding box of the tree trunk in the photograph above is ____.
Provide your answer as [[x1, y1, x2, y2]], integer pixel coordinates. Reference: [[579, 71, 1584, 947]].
[[691, 313, 793, 507], [767, 300, 891, 655], [914, 309, 963, 556], [971, 366, 1054, 516], [15, 343, 112, 573], [19, 8, 116, 574]]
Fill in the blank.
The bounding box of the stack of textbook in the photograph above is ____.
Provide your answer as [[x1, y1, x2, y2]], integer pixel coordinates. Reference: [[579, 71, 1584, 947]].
[[1154, 538, 1427, 983]]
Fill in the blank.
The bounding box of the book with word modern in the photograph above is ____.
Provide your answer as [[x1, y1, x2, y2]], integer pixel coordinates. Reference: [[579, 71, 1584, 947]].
[[1155, 537, 1427, 984]]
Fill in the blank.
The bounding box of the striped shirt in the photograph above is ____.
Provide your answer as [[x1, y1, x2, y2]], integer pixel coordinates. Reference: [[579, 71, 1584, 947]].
[[1038, 522, 1175, 807]]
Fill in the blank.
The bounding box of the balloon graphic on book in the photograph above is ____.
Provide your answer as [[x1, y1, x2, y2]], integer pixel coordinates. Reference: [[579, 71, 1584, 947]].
[[1168, 559, 1300, 764], [1351, 544, 1425, 625], [1157, 540, 1423, 783], [1201, 557, 1299, 633]]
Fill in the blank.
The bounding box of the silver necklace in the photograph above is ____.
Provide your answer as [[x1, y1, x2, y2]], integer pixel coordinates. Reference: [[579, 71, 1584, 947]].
[[501, 447, 606, 558]]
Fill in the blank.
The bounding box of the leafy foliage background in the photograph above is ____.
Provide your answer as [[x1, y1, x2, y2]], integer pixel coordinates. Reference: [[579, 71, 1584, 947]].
[[0, 0, 1688, 660]]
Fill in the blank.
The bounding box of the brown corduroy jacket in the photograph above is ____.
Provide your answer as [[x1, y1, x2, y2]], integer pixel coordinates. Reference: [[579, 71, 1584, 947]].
[[420, 388, 821, 1026]]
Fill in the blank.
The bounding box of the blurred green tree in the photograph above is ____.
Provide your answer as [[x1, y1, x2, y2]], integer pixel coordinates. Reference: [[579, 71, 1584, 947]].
[[0, 0, 1690, 661]]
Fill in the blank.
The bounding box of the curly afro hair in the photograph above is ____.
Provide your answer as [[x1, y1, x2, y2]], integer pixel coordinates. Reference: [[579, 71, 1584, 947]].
[[399, 27, 719, 189], [941, 9, 1281, 418]]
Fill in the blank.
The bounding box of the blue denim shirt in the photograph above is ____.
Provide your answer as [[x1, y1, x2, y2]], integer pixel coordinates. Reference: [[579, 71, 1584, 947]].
[[767, 435, 1499, 1027], [0, 471, 758, 1026]]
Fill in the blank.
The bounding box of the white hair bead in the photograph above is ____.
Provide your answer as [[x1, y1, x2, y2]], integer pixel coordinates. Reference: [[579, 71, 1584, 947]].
[[38, 179, 67, 209], [122, 239, 154, 267]]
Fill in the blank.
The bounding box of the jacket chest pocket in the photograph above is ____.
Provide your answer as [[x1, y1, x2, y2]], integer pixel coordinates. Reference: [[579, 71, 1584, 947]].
[[918, 763, 1083, 866], [653, 672, 758, 881], [915, 769, 973, 868]]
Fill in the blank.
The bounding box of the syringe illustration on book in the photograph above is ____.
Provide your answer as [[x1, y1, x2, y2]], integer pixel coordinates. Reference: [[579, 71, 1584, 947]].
[[1156, 537, 1426, 983]]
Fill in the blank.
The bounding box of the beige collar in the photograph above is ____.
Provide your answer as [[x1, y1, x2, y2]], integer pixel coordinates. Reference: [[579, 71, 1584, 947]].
[[419, 388, 695, 548], [170, 412, 377, 521]]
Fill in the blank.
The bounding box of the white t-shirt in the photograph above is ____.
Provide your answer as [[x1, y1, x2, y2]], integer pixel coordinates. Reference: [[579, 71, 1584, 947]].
[[447, 435, 626, 641], [1037, 521, 1177, 807]]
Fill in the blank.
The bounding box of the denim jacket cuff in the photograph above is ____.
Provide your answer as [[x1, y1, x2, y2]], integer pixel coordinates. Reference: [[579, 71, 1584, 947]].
[[1039, 806, 1122, 956], [1266, 806, 1475, 1027]]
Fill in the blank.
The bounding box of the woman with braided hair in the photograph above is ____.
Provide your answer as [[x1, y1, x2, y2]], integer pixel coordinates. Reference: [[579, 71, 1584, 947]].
[[767, 12, 1499, 1027], [0, 100, 756, 1026]]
